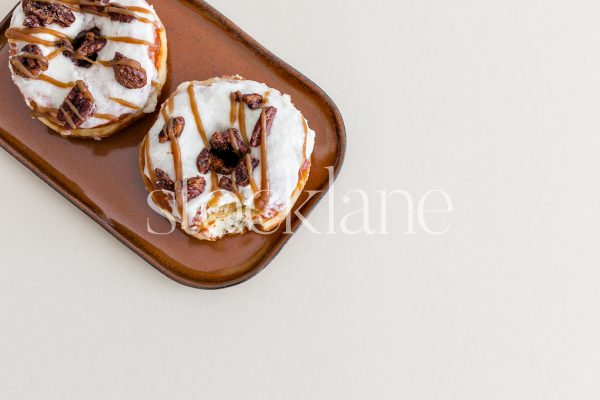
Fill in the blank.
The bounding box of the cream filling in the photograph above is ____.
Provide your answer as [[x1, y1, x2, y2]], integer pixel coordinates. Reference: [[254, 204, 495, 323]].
[[145, 78, 316, 238], [9, 0, 161, 129]]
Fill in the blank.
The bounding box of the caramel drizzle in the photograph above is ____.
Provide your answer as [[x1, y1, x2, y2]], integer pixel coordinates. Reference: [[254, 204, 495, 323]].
[[95, 113, 118, 121], [7, 27, 71, 42], [121, 5, 153, 14], [30, 101, 61, 125], [143, 137, 156, 189], [76, 80, 92, 99], [103, 36, 155, 47], [141, 137, 172, 213], [157, 102, 185, 220], [168, 124, 185, 221], [6, 28, 154, 54], [38, 74, 75, 88], [255, 108, 271, 210], [106, 7, 154, 24], [229, 92, 238, 125], [302, 117, 309, 160], [187, 83, 222, 207], [6, 28, 57, 46], [20, 52, 46, 62], [167, 95, 175, 114], [237, 94, 249, 143], [109, 97, 140, 110], [33, 0, 155, 24], [142, 137, 159, 206], [46, 46, 71, 60], [86, 57, 147, 75], [233, 92, 259, 193], [64, 98, 83, 120], [61, 109, 76, 128]]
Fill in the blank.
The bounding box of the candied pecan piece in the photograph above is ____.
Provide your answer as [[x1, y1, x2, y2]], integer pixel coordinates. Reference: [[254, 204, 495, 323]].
[[10, 44, 48, 78], [210, 154, 235, 175], [197, 148, 211, 174], [112, 52, 147, 89], [218, 176, 234, 191], [22, 0, 75, 28], [209, 128, 249, 155], [242, 93, 264, 110], [185, 176, 206, 201], [73, 28, 107, 68], [55, 38, 75, 62], [80, 0, 109, 12], [235, 157, 259, 187], [250, 106, 277, 147], [209, 130, 231, 152], [23, 16, 41, 29], [154, 168, 174, 192], [56, 81, 95, 129], [158, 116, 185, 143], [108, 3, 135, 23]]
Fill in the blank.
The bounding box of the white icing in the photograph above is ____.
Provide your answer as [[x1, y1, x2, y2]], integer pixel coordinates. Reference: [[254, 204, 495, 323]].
[[144, 78, 316, 237], [9, 0, 162, 129]]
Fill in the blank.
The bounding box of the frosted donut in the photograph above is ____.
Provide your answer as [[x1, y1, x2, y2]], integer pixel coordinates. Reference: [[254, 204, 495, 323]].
[[140, 76, 316, 241], [6, 0, 167, 139]]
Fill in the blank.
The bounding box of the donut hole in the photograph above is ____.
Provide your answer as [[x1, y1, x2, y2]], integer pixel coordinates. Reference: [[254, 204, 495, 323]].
[[210, 148, 241, 170]]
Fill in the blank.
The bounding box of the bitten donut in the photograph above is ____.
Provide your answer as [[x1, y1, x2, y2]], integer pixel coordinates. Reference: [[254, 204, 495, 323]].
[[6, 0, 167, 139], [140, 76, 316, 241]]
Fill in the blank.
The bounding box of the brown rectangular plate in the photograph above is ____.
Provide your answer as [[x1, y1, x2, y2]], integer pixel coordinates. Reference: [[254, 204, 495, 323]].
[[0, 0, 346, 289]]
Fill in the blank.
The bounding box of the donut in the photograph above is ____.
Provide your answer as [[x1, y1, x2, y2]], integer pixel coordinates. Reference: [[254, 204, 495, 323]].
[[6, 0, 167, 139], [140, 76, 316, 241]]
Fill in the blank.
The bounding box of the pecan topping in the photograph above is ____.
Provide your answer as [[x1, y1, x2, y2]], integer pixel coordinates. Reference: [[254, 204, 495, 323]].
[[158, 116, 185, 143], [80, 0, 109, 12], [185, 176, 206, 200], [154, 168, 174, 192], [218, 176, 234, 192], [75, 28, 106, 67], [62, 28, 107, 68], [209, 128, 249, 155], [112, 52, 147, 89], [196, 148, 211, 174], [250, 106, 277, 147], [10, 44, 48, 78], [242, 93, 264, 110], [235, 157, 259, 187], [108, 4, 135, 23], [22, 0, 75, 28], [56, 81, 95, 129], [56, 38, 75, 61]]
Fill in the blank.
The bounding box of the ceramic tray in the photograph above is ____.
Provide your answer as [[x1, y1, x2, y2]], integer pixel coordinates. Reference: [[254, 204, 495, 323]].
[[0, 0, 346, 289]]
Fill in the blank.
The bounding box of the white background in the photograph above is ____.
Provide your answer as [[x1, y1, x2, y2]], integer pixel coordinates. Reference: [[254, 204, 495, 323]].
[[1, 0, 600, 398]]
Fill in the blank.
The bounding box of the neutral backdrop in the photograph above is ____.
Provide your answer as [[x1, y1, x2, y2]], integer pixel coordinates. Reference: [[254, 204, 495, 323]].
[[2, 0, 600, 398]]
